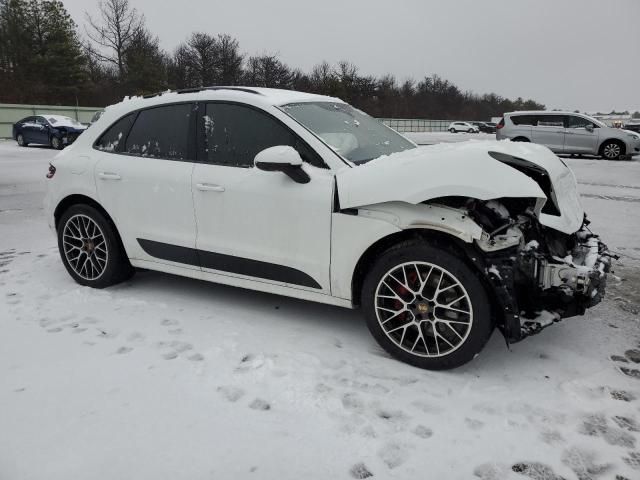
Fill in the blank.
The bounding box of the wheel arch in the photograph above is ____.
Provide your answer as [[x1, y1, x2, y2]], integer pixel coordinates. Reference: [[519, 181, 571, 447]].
[[53, 194, 129, 257], [511, 136, 530, 142], [351, 228, 482, 305]]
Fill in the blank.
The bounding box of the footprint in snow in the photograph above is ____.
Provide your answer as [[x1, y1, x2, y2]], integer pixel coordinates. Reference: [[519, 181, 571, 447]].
[[611, 355, 629, 363], [474, 463, 510, 480], [612, 416, 640, 432], [623, 451, 640, 470], [349, 463, 373, 479], [624, 349, 640, 363], [217, 386, 245, 402], [511, 462, 566, 480], [161, 318, 178, 326], [619, 367, 640, 380], [116, 346, 133, 354], [579, 413, 636, 448], [342, 392, 364, 412], [162, 351, 178, 360], [561, 446, 611, 479], [47, 327, 63, 333], [377, 442, 407, 470], [465, 418, 485, 430], [611, 390, 636, 402], [249, 398, 270, 411], [188, 353, 204, 361], [412, 425, 433, 439]]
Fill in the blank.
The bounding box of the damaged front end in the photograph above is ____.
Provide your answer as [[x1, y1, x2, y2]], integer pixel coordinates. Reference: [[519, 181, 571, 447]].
[[466, 198, 613, 343]]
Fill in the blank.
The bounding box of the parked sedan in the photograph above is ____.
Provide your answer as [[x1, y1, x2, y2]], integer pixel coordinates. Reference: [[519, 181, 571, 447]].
[[44, 87, 611, 370], [12, 115, 87, 149], [472, 121, 497, 134], [624, 121, 640, 134], [448, 121, 479, 133]]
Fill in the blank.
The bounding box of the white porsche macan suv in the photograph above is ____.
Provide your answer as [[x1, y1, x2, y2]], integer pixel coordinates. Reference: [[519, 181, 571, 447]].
[[44, 87, 611, 370]]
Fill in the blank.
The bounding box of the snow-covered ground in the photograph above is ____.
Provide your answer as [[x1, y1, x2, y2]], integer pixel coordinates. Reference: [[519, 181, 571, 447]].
[[1, 139, 640, 480]]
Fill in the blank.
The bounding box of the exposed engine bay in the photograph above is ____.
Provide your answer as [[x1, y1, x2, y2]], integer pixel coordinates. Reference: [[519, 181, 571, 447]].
[[465, 197, 613, 343]]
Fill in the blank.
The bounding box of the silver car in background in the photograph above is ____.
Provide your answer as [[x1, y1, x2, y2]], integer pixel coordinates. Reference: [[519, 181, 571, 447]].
[[496, 111, 640, 160]]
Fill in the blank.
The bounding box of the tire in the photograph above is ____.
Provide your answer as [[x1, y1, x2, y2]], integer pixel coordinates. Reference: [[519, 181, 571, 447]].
[[16, 134, 27, 147], [57, 204, 134, 288], [449, 128, 456, 133], [361, 242, 493, 370], [468, 128, 474, 133], [600, 140, 625, 160], [51, 135, 63, 150]]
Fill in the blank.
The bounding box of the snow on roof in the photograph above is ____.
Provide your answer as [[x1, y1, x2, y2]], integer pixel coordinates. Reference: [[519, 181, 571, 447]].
[[104, 87, 343, 117]]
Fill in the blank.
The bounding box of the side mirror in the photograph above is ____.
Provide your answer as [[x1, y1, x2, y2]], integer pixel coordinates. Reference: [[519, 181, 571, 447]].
[[585, 124, 594, 132], [254, 146, 310, 184]]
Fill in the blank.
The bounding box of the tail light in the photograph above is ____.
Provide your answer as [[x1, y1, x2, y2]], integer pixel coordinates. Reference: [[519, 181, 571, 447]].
[[496, 118, 505, 130], [46, 163, 56, 179]]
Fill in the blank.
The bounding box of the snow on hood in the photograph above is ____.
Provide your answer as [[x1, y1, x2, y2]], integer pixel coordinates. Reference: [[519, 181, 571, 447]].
[[336, 140, 584, 234], [46, 115, 87, 130]]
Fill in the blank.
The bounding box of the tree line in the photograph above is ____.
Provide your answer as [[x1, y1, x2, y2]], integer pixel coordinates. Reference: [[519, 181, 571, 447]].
[[0, 0, 545, 119]]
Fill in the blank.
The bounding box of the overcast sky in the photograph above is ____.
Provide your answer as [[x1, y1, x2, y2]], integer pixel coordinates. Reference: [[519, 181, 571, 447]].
[[63, 0, 639, 112]]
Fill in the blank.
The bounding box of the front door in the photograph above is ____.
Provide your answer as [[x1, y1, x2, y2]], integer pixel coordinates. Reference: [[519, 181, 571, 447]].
[[192, 102, 334, 293], [532, 114, 566, 153], [564, 115, 599, 154], [93, 103, 198, 266]]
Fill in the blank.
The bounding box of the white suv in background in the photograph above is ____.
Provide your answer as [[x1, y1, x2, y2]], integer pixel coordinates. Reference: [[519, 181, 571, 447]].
[[496, 111, 640, 160], [448, 121, 479, 133], [44, 87, 610, 370]]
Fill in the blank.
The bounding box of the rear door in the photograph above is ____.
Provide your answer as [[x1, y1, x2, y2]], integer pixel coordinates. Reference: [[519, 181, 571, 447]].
[[93, 103, 198, 267], [531, 114, 566, 152], [564, 115, 599, 154], [192, 102, 334, 293], [20, 117, 40, 143]]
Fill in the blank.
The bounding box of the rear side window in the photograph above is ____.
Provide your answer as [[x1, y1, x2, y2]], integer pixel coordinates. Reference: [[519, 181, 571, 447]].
[[202, 103, 325, 168], [535, 115, 565, 127], [125, 104, 193, 160], [510, 115, 535, 126], [95, 113, 136, 152]]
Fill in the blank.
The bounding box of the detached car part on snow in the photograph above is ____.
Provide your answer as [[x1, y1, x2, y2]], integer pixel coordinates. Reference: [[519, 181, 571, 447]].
[[44, 87, 611, 370]]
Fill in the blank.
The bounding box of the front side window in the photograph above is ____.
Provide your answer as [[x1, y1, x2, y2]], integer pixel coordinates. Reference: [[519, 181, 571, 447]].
[[566, 115, 597, 129], [202, 103, 325, 168], [125, 104, 192, 160], [280, 102, 415, 164], [94, 113, 137, 152]]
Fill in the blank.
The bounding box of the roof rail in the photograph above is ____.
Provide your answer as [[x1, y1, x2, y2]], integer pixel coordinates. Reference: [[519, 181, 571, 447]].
[[142, 86, 262, 99], [176, 86, 263, 95]]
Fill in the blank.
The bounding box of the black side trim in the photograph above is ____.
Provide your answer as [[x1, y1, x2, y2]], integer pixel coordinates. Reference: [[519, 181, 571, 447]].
[[137, 239, 321, 289]]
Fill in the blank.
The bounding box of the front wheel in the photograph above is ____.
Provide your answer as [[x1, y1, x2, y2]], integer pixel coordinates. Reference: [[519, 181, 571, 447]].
[[449, 128, 456, 133], [50, 135, 63, 150], [468, 128, 474, 133], [57, 204, 134, 288], [17, 134, 27, 147], [600, 140, 625, 160], [361, 242, 493, 370]]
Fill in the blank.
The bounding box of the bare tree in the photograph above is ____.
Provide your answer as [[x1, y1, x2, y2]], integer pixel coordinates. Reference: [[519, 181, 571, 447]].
[[85, 0, 143, 79]]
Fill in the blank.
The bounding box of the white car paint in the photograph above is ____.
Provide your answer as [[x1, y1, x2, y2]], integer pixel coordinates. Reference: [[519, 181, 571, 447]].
[[45, 87, 588, 309], [448, 122, 479, 133]]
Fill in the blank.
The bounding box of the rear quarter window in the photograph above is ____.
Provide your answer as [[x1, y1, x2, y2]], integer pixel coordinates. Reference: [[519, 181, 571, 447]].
[[510, 115, 535, 126], [94, 113, 137, 152]]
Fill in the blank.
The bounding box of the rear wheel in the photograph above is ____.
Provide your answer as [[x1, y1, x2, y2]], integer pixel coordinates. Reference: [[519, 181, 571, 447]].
[[16, 134, 27, 147], [449, 128, 456, 133], [468, 128, 474, 133], [361, 242, 493, 370], [600, 140, 625, 160], [57, 204, 134, 288]]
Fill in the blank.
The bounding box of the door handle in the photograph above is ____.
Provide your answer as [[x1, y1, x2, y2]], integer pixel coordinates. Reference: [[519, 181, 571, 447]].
[[98, 172, 121, 180], [196, 183, 225, 192]]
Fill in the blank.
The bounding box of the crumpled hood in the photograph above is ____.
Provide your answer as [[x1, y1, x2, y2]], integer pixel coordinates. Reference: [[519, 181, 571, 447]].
[[336, 140, 584, 235]]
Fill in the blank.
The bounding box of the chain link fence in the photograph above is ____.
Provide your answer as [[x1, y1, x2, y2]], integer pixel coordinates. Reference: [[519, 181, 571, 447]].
[[380, 118, 455, 133]]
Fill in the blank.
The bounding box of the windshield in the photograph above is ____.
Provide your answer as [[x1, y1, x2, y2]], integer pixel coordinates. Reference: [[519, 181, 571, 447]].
[[280, 102, 416, 164]]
